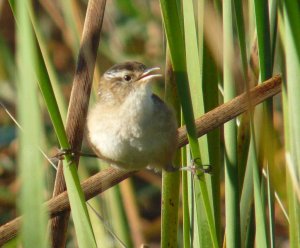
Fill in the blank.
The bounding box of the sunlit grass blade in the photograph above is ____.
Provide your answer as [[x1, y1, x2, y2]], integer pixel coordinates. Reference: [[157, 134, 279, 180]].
[[29, 11, 97, 248], [223, 1, 240, 247], [77, 166, 113, 247], [282, 1, 300, 246], [286, 171, 300, 248], [249, 134, 268, 247], [8, 1, 66, 147], [33, 30, 97, 248], [16, 0, 48, 247], [9, 1, 97, 246], [159, 0, 218, 247], [266, 3, 279, 246], [283, 0, 300, 175], [183, 0, 216, 246], [283, 0, 300, 60], [266, 167, 275, 248], [28, 6, 68, 120], [61, 161, 97, 248], [184, 2, 208, 247], [281, 44, 300, 247], [181, 146, 190, 248]]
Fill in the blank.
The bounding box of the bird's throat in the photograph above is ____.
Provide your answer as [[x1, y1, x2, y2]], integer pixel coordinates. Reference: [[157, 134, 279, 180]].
[[120, 85, 154, 121]]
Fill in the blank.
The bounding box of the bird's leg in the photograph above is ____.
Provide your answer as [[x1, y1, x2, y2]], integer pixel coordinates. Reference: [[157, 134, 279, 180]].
[[77, 152, 99, 158], [52, 148, 98, 161], [179, 158, 213, 174], [165, 158, 212, 174], [166, 158, 213, 174], [180, 165, 212, 174], [53, 148, 75, 160]]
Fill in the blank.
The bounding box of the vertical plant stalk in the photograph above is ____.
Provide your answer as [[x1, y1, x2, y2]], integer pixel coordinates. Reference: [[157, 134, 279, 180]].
[[253, 1, 274, 247], [283, 0, 300, 246], [17, 0, 48, 247], [159, 0, 219, 246], [223, 1, 240, 247], [184, 0, 219, 246], [181, 146, 191, 248], [50, 1, 106, 247], [201, 3, 222, 244], [161, 52, 181, 248]]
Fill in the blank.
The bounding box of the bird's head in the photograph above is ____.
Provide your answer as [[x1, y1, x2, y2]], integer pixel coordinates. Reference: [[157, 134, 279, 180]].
[[97, 61, 162, 104]]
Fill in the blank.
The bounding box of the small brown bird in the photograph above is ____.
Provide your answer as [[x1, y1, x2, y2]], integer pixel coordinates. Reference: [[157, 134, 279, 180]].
[[87, 61, 178, 171]]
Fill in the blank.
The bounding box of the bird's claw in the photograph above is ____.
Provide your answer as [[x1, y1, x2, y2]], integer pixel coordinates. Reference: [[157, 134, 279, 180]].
[[192, 157, 213, 174], [180, 158, 213, 175], [52, 148, 77, 161]]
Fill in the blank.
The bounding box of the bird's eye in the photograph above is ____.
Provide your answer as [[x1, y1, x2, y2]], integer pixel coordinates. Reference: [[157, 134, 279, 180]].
[[123, 75, 132, 81]]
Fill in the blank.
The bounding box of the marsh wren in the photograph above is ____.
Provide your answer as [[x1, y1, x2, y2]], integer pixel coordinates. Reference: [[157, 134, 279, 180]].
[[87, 61, 178, 171]]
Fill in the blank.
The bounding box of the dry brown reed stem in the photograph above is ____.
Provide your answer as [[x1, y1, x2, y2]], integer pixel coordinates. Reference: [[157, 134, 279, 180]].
[[120, 180, 145, 246], [50, 0, 106, 247], [178, 75, 282, 146], [0, 75, 282, 246]]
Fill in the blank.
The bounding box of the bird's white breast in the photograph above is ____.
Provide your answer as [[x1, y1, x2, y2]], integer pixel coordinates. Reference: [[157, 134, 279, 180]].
[[87, 86, 155, 169]]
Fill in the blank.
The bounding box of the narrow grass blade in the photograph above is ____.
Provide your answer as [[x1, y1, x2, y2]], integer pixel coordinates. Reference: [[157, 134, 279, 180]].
[[28, 6, 68, 120], [283, 1, 300, 246], [202, 44, 221, 245], [161, 169, 180, 247], [10, 1, 97, 246], [233, 1, 255, 246], [223, 1, 240, 247], [253, 1, 274, 246], [181, 146, 190, 248], [249, 134, 268, 247], [283, 0, 300, 60], [159, 0, 218, 247], [253, 0, 272, 80], [233, 0, 248, 77], [16, 0, 48, 247], [240, 155, 254, 246], [283, 0, 300, 177], [183, 0, 216, 246], [161, 51, 181, 248], [266, 167, 275, 248], [281, 51, 300, 248]]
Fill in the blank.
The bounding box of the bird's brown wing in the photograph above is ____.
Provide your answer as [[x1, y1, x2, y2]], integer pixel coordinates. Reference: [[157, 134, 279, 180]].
[[151, 94, 178, 170]]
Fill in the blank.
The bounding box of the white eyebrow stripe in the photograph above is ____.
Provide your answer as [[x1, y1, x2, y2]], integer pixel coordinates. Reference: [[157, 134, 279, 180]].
[[104, 70, 131, 79]]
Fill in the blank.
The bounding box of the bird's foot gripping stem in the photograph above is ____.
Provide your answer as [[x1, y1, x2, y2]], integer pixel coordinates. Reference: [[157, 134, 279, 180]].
[[52, 148, 98, 161], [180, 158, 213, 175], [50, 148, 77, 163]]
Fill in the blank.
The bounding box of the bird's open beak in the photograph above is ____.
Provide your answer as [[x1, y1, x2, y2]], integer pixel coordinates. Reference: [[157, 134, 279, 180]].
[[137, 67, 162, 84]]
